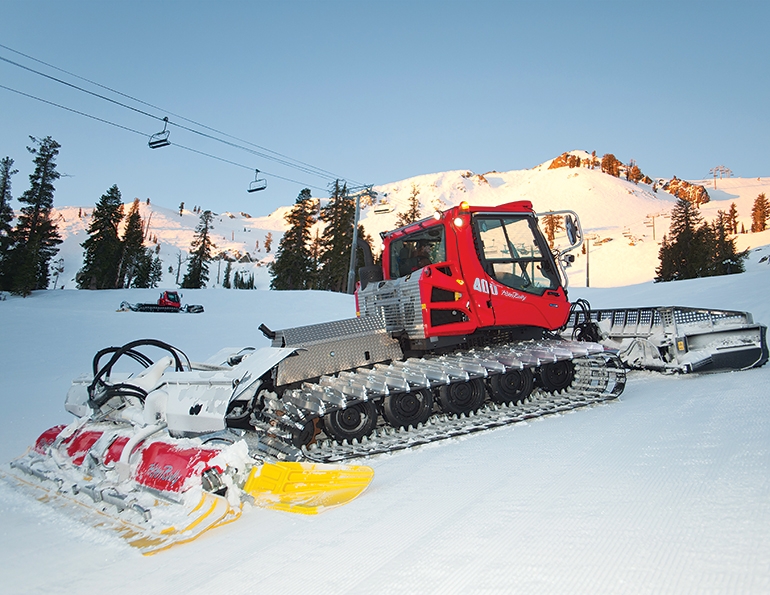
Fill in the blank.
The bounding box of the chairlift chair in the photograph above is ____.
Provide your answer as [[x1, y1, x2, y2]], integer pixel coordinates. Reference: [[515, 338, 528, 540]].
[[374, 199, 394, 214], [148, 117, 171, 149], [248, 169, 267, 193]]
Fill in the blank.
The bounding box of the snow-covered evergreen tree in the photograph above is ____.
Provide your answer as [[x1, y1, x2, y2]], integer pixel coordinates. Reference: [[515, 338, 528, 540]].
[[710, 211, 747, 275], [655, 199, 742, 282], [181, 210, 215, 289], [601, 153, 620, 177], [117, 199, 146, 288], [223, 260, 232, 288], [750, 193, 769, 232], [0, 157, 16, 242], [270, 188, 317, 290], [132, 247, 163, 288], [233, 270, 255, 289], [0, 156, 18, 289], [7, 137, 62, 295], [395, 183, 421, 228], [726, 202, 739, 235], [628, 163, 643, 184], [78, 185, 124, 289], [542, 213, 564, 249], [317, 180, 354, 293]]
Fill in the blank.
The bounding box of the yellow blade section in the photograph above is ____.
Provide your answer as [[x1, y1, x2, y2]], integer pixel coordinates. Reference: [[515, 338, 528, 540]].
[[243, 461, 374, 515], [1, 469, 240, 556], [123, 492, 241, 555]]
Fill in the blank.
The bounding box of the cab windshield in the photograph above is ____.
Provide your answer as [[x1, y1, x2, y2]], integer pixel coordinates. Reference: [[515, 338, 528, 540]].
[[472, 214, 559, 295]]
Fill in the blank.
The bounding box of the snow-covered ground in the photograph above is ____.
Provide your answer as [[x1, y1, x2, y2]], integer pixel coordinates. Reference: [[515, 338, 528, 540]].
[[1, 247, 769, 593]]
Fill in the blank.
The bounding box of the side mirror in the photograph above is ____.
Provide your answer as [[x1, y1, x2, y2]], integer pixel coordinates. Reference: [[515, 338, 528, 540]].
[[565, 215, 580, 246]]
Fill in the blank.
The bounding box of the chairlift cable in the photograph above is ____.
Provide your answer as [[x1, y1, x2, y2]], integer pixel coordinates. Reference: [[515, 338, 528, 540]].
[[0, 55, 161, 122], [1, 81, 428, 209], [0, 83, 148, 137], [0, 44, 359, 184], [166, 120, 344, 180], [172, 143, 328, 192], [0, 83, 327, 192]]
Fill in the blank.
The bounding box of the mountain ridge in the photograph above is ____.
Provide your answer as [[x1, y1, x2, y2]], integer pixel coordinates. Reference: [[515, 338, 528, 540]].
[[39, 153, 770, 290]]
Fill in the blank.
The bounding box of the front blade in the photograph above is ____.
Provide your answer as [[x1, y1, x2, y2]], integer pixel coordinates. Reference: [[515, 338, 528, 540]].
[[243, 461, 374, 515], [1, 467, 240, 555]]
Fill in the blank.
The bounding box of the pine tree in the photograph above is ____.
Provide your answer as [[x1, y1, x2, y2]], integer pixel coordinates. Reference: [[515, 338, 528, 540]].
[[310, 227, 322, 287], [356, 223, 375, 269], [50, 257, 65, 289], [710, 211, 747, 275], [655, 235, 676, 282], [395, 183, 421, 228], [7, 136, 62, 295], [0, 157, 16, 242], [223, 260, 232, 288], [655, 199, 715, 281], [132, 251, 163, 288], [77, 185, 124, 289], [234, 270, 255, 289], [727, 202, 739, 235], [628, 164, 643, 184], [181, 210, 215, 289], [317, 180, 354, 293], [541, 213, 565, 249], [117, 199, 146, 288], [232, 270, 255, 289], [0, 156, 18, 289], [270, 188, 318, 290], [750, 193, 769, 232], [601, 153, 620, 177]]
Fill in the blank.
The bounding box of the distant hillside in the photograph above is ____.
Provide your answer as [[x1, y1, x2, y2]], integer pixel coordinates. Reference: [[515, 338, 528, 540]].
[[44, 152, 770, 290]]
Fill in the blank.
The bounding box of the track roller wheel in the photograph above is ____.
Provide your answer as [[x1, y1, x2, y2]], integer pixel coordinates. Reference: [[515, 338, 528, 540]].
[[437, 379, 486, 415], [383, 389, 433, 428], [323, 401, 378, 443], [292, 418, 322, 447], [538, 361, 575, 393], [489, 369, 534, 404]]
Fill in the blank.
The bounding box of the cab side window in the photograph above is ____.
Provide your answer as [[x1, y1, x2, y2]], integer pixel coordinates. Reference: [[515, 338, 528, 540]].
[[389, 227, 446, 279]]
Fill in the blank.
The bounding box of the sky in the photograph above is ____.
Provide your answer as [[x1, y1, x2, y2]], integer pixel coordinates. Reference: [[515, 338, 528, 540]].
[[1, 0, 768, 217]]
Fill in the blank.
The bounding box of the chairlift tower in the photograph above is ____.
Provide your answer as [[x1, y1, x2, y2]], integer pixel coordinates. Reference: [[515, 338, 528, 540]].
[[709, 165, 732, 189], [347, 185, 375, 294]]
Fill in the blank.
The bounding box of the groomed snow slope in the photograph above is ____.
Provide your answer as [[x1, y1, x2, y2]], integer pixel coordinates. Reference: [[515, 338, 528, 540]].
[[1, 251, 769, 594]]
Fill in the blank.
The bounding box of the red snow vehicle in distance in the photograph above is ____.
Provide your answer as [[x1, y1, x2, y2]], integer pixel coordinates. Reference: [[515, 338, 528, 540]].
[[119, 291, 204, 313]]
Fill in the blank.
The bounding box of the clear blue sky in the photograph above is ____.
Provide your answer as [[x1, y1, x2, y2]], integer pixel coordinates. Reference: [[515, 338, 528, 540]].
[[1, 0, 768, 216]]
